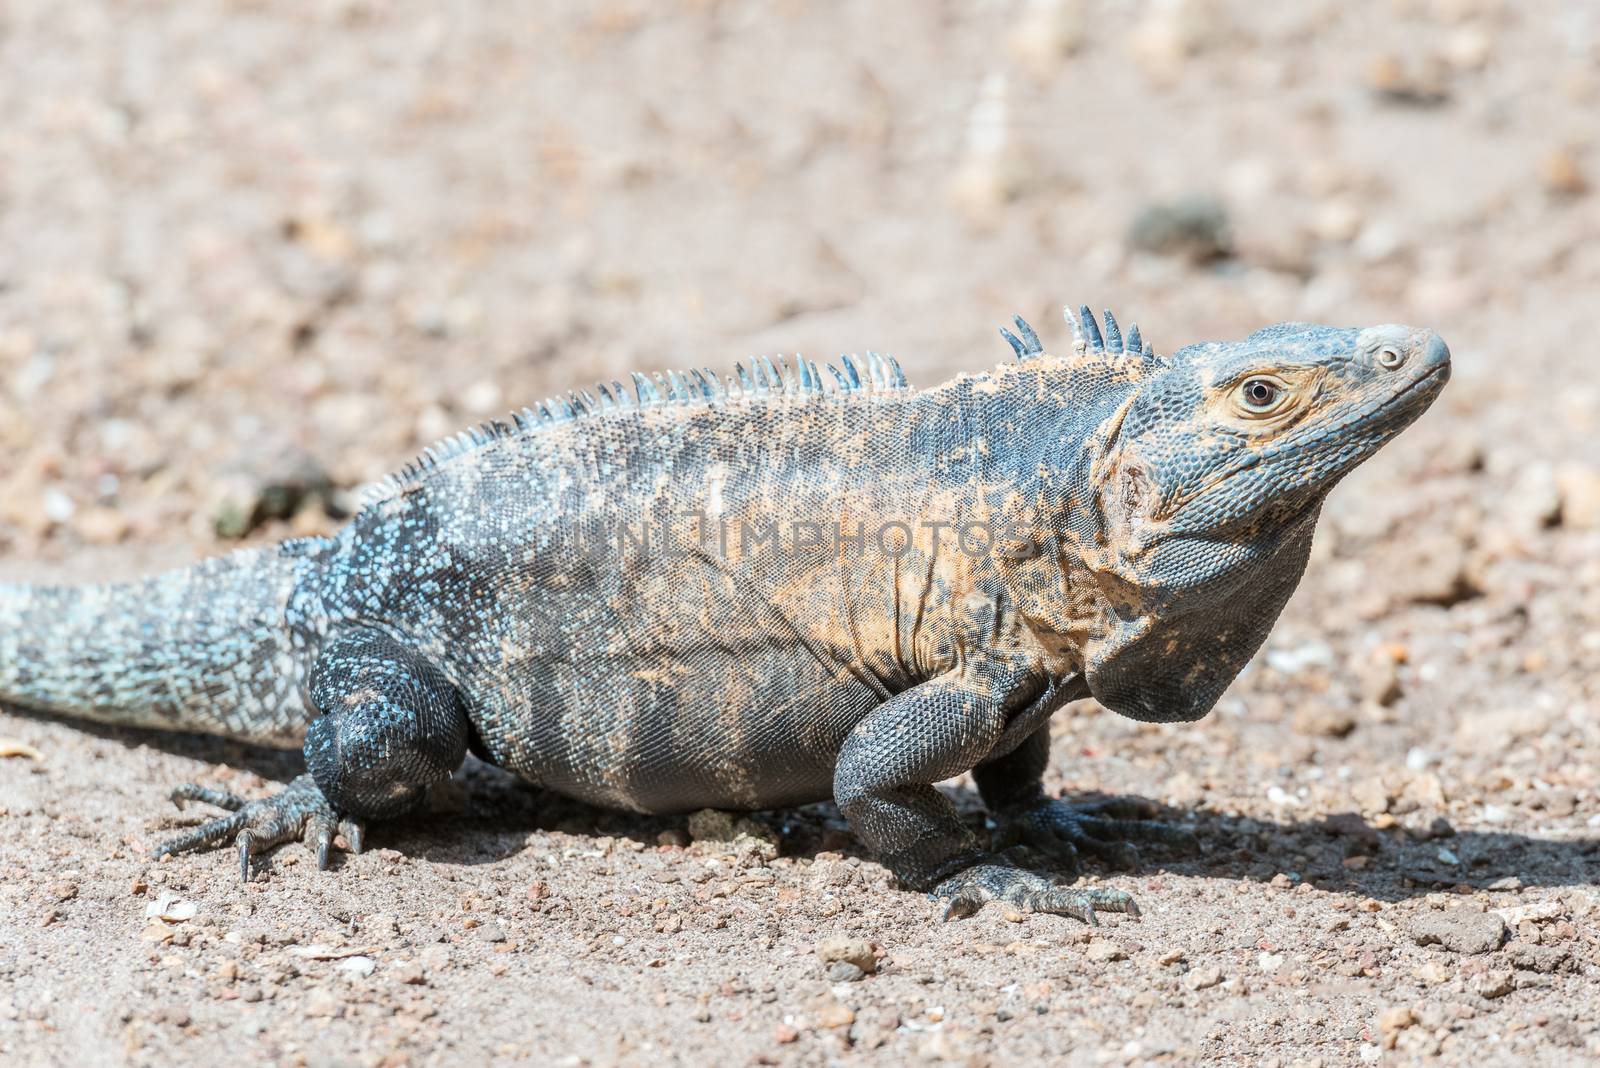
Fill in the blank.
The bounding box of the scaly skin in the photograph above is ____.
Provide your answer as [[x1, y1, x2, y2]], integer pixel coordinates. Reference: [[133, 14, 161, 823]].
[[0, 305, 1449, 922]]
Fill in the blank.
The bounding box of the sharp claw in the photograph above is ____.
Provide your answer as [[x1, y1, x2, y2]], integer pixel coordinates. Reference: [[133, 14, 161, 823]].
[[238, 832, 255, 882], [942, 897, 980, 922], [342, 820, 365, 854], [316, 834, 332, 871]]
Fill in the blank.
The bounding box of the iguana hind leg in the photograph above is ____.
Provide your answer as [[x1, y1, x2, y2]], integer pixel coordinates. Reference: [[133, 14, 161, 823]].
[[155, 627, 468, 879], [833, 677, 1140, 925]]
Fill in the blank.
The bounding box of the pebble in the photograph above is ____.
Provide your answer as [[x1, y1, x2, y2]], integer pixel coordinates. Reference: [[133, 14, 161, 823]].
[[1474, 970, 1516, 999], [390, 960, 426, 985], [473, 922, 507, 944], [1493, 901, 1563, 926], [1412, 908, 1506, 954], [304, 989, 342, 1018], [1554, 464, 1600, 528], [1541, 148, 1588, 197], [1184, 966, 1223, 990], [826, 960, 866, 983], [1358, 653, 1403, 707], [810, 996, 855, 1030], [815, 935, 876, 975], [337, 955, 376, 978], [1126, 197, 1232, 262], [1378, 1006, 1415, 1034], [1085, 941, 1126, 964], [146, 893, 198, 924]]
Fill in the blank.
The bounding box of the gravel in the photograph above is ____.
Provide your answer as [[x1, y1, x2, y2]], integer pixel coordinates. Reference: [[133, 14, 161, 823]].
[[2, 1, 1598, 1064]]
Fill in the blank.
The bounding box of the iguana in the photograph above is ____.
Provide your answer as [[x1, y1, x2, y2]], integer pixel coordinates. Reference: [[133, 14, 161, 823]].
[[0, 307, 1449, 923]]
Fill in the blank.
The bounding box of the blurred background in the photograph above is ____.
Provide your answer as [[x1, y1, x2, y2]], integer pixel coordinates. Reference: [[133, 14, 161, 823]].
[[1, 1, 1598, 1062], [2, 0, 1596, 553]]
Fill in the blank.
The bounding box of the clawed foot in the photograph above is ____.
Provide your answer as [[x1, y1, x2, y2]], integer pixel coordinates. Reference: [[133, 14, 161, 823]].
[[934, 851, 1141, 925], [153, 774, 365, 880], [992, 795, 1199, 874]]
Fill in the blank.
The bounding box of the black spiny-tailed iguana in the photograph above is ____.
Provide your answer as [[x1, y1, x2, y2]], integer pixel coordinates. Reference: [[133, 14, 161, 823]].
[[0, 306, 1450, 923]]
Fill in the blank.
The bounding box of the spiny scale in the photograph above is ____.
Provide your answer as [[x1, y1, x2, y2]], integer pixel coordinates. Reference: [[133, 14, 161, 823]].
[[1004, 306, 1155, 363], [1060, 304, 1156, 361], [360, 350, 912, 508]]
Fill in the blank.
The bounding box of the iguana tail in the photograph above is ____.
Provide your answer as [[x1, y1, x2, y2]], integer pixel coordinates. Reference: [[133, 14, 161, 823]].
[[0, 545, 319, 747]]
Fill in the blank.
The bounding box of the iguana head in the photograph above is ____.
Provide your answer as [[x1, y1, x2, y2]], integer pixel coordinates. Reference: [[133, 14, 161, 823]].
[[1063, 313, 1450, 723]]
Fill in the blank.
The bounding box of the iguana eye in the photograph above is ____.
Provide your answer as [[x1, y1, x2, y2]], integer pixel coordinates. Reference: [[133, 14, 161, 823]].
[[1377, 345, 1405, 369], [1240, 378, 1280, 409]]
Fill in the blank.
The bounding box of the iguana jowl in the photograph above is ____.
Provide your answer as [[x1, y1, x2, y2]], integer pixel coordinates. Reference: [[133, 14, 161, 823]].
[[0, 306, 1449, 922]]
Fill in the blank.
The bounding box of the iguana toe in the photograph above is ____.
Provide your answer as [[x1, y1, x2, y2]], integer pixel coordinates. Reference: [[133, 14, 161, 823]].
[[155, 774, 363, 880], [993, 797, 1199, 872], [934, 856, 1140, 925]]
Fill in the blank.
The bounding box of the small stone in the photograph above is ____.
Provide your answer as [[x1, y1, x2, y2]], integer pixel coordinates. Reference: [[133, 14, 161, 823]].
[[390, 960, 426, 985], [1351, 779, 1392, 815], [1002, 908, 1025, 923], [1085, 941, 1126, 963], [1311, 199, 1364, 244], [1323, 812, 1381, 850], [1358, 653, 1403, 707], [1126, 196, 1231, 262], [336, 955, 376, 978], [1292, 705, 1357, 738], [1493, 901, 1562, 926], [1158, 949, 1185, 966], [1444, 25, 1492, 70], [1541, 147, 1588, 197], [473, 922, 506, 944], [304, 989, 341, 1018], [1503, 941, 1570, 974], [1474, 970, 1515, 999], [773, 1024, 799, 1044], [1366, 53, 1449, 106], [811, 997, 855, 1029], [1506, 464, 1563, 532], [50, 881, 78, 902], [1389, 533, 1478, 607], [146, 893, 198, 924], [655, 829, 690, 848], [1379, 1006, 1415, 1035], [1412, 908, 1506, 954], [1413, 961, 1452, 985], [1184, 966, 1223, 990], [815, 936, 876, 975], [1555, 463, 1600, 529], [211, 447, 333, 540], [826, 960, 865, 983]]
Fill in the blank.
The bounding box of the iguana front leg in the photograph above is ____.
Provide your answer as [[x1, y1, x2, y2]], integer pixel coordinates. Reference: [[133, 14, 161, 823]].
[[156, 627, 469, 878], [973, 724, 1199, 874], [833, 677, 1139, 925]]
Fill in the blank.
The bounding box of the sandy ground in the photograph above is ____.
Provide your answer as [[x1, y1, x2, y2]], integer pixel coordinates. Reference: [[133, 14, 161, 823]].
[[2, 0, 1599, 1064]]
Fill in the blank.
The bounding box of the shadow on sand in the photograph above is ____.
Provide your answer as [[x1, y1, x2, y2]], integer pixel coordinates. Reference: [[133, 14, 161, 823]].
[[16, 707, 1598, 900]]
